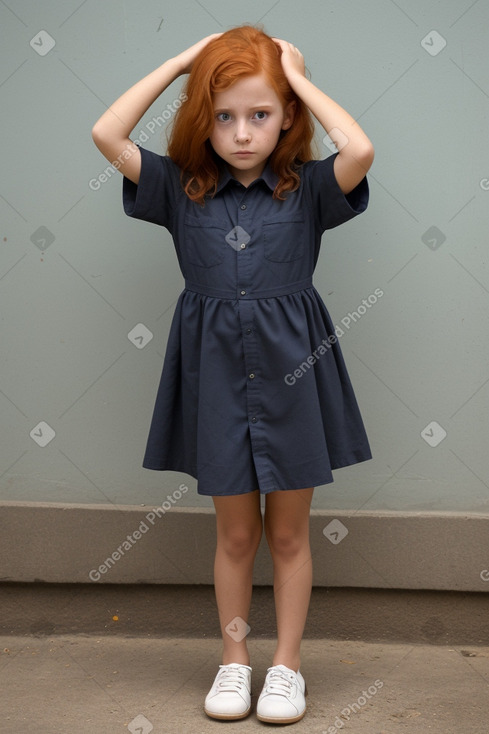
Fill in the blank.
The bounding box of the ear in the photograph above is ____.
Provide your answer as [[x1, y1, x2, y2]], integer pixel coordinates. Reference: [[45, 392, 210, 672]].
[[281, 100, 296, 131]]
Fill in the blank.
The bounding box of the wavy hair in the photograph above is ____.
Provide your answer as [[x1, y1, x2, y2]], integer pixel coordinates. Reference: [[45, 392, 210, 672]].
[[166, 26, 315, 204]]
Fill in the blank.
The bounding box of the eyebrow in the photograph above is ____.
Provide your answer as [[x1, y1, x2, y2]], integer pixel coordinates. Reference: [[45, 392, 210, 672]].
[[214, 104, 276, 112]]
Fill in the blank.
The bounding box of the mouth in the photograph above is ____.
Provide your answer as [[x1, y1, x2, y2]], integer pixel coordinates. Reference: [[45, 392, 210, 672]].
[[233, 151, 254, 156]]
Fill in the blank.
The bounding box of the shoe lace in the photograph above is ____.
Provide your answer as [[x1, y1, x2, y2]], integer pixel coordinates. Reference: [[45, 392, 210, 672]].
[[265, 669, 294, 695], [216, 666, 248, 691]]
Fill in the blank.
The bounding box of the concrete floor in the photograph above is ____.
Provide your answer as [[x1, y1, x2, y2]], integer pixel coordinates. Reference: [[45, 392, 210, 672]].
[[1, 636, 488, 733], [0, 585, 488, 733]]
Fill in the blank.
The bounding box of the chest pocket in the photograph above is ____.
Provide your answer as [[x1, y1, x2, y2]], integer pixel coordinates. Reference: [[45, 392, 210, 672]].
[[183, 214, 229, 268], [262, 215, 305, 262]]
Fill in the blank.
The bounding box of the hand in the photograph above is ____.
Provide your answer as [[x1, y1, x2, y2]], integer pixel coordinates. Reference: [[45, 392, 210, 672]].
[[272, 38, 306, 81], [174, 33, 223, 75]]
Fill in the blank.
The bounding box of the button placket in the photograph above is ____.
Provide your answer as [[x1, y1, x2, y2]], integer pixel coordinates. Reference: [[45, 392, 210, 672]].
[[234, 195, 263, 445], [235, 190, 252, 299], [230, 185, 271, 489]]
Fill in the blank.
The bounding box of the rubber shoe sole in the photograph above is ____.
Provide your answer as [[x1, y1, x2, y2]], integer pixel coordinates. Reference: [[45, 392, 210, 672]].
[[256, 682, 308, 724], [256, 710, 305, 723], [204, 705, 251, 721]]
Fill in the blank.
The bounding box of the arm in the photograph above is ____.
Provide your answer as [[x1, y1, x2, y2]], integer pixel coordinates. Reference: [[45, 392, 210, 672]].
[[91, 34, 221, 185], [273, 39, 374, 195]]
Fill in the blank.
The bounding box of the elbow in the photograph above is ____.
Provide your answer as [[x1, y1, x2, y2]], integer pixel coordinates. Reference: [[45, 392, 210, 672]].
[[366, 141, 375, 165], [91, 117, 113, 146], [357, 141, 375, 171], [91, 122, 104, 144], [91, 124, 112, 156]]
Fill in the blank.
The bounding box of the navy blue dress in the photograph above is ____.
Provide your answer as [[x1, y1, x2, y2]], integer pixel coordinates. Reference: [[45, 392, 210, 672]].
[[123, 146, 372, 496]]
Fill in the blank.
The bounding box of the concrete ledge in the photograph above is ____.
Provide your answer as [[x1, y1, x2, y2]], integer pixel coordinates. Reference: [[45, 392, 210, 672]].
[[1, 584, 488, 644], [1, 501, 488, 591]]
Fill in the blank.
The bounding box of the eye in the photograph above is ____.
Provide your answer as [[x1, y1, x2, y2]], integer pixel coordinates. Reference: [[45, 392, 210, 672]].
[[216, 112, 231, 122], [254, 111, 268, 120]]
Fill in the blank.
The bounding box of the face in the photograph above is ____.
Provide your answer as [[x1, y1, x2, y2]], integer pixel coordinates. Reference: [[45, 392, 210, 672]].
[[208, 73, 295, 187]]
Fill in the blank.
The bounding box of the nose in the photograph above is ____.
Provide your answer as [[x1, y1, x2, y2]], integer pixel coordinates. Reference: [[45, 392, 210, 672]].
[[234, 118, 251, 143]]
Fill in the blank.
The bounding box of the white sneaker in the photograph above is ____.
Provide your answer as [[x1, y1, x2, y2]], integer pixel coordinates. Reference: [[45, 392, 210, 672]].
[[256, 664, 307, 723], [204, 663, 252, 720]]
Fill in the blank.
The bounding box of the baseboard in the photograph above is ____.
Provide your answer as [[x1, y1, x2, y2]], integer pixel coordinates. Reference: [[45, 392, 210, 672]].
[[0, 502, 488, 591]]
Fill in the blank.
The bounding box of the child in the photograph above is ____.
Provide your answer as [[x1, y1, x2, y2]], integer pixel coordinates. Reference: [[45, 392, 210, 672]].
[[92, 25, 374, 725]]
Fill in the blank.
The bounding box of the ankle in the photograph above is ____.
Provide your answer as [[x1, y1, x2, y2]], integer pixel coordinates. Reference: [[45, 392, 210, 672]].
[[222, 649, 250, 666], [271, 657, 300, 673]]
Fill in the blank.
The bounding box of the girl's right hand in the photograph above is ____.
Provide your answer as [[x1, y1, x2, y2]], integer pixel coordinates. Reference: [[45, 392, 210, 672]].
[[174, 33, 223, 75], [92, 33, 223, 187]]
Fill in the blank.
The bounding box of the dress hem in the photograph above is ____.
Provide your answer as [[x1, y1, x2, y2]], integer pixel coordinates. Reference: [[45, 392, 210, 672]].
[[141, 451, 372, 495]]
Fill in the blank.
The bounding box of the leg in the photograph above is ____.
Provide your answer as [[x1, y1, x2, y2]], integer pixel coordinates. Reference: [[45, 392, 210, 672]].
[[212, 490, 262, 665], [264, 487, 314, 672]]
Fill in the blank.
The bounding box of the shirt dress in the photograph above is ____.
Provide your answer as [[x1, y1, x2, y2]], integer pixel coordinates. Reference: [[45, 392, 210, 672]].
[[123, 145, 372, 496]]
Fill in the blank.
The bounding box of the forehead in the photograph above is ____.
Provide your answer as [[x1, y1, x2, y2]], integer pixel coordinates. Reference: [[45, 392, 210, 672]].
[[212, 73, 281, 108]]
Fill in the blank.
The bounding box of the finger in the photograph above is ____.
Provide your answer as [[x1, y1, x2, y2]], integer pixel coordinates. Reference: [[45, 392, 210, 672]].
[[271, 37, 287, 49], [203, 32, 222, 44]]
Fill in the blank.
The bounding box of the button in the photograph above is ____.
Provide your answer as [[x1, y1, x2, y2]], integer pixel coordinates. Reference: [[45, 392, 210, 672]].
[[251, 417, 257, 423], [245, 328, 252, 335], [249, 373, 255, 380], [240, 290, 246, 296], [240, 243, 246, 249], [240, 204, 247, 210]]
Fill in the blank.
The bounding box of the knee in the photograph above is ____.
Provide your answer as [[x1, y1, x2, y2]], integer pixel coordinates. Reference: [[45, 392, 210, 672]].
[[218, 523, 262, 561], [265, 525, 307, 559]]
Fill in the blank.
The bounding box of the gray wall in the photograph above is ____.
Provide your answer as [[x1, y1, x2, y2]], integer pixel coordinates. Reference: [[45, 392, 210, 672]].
[[1, 1, 488, 588]]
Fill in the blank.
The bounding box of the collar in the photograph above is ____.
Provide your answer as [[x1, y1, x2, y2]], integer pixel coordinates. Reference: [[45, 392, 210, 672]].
[[214, 160, 279, 194]]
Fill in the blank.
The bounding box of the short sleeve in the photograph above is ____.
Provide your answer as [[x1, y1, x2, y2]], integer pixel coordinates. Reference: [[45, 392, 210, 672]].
[[122, 145, 180, 230], [303, 153, 369, 233]]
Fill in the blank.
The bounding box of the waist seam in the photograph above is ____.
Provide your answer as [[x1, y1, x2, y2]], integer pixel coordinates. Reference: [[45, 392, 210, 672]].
[[183, 277, 313, 300]]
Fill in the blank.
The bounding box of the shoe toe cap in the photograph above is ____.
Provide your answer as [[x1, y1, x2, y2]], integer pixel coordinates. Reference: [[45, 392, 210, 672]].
[[205, 692, 249, 716], [257, 693, 302, 718]]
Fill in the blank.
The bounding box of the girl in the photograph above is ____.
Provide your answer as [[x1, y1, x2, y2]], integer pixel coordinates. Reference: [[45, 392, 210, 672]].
[[92, 25, 374, 725]]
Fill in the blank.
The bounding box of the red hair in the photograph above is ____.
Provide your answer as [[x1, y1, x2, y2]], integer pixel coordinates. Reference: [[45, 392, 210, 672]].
[[166, 26, 315, 204]]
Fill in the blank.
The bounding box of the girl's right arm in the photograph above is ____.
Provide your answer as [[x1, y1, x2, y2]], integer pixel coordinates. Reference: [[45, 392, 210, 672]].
[[91, 34, 221, 185]]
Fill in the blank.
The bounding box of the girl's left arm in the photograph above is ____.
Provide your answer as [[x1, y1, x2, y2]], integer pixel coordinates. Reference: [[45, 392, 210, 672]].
[[274, 38, 374, 195]]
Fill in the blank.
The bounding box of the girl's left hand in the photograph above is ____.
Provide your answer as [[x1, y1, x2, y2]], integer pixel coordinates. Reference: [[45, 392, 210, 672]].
[[272, 38, 306, 81]]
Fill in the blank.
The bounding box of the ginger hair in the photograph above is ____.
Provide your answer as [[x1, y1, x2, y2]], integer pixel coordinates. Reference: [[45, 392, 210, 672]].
[[166, 25, 315, 204]]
